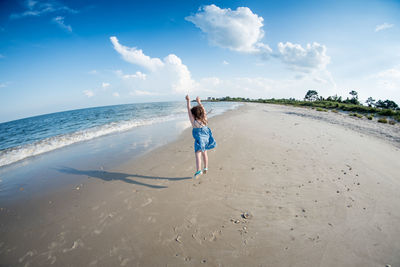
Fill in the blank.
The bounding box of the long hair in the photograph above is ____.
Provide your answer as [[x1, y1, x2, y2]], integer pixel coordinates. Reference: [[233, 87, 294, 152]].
[[191, 106, 207, 125]]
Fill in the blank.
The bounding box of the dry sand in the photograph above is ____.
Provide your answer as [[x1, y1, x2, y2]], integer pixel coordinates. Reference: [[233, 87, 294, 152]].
[[1, 103, 400, 266]]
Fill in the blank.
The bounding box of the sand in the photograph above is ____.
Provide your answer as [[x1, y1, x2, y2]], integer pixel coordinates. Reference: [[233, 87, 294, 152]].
[[0, 103, 399, 266]]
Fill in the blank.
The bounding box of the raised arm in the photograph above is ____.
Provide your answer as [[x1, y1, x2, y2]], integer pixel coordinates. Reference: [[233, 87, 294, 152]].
[[196, 96, 207, 121], [185, 95, 195, 126]]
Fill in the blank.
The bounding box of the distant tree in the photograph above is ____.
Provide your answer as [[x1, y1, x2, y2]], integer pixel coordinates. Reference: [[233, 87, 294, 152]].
[[365, 97, 376, 107], [326, 94, 342, 102], [304, 90, 319, 101], [348, 90, 359, 105], [375, 99, 398, 110], [375, 100, 384, 108], [349, 90, 358, 99]]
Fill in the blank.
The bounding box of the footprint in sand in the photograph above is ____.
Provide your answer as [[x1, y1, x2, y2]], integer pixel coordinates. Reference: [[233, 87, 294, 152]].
[[62, 239, 84, 253], [18, 250, 36, 263], [119, 256, 130, 266], [141, 198, 152, 207]]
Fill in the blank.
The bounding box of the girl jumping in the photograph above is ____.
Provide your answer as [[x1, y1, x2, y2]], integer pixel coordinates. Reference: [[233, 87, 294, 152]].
[[185, 95, 216, 179]]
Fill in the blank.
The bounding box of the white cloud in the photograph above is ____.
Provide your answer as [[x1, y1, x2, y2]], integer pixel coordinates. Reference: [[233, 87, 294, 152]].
[[88, 70, 98, 75], [130, 90, 158, 96], [187, 4, 329, 73], [276, 42, 330, 72], [195, 73, 337, 101], [376, 66, 400, 79], [111, 37, 195, 94], [222, 60, 229, 65], [115, 70, 147, 80], [26, 0, 36, 9], [83, 90, 94, 97], [346, 66, 400, 105], [0, 81, 11, 88], [375, 23, 394, 32], [102, 82, 110, 88], [109, 36, 334, 100], [53, 16, 72, 32], [373, 65, 400, 92], [110, 36, 164, 72], [186, 4, 266, 53], [10, 0, 77, 19], [163, 54, 195, 93], [112, 92, 120, 97]]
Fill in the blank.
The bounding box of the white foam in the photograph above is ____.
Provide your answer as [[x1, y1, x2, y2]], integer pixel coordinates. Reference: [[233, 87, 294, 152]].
[[0, 115, 179, 167], [0, 102, 241, 168]]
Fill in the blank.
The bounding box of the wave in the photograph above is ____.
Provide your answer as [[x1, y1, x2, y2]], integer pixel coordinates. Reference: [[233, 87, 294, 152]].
[[0, 102, 242, 168], [0, 115, 180, 168]]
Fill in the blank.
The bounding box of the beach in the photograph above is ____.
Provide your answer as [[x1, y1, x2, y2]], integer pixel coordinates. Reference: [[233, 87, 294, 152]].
[[1, 103, 400, 266]]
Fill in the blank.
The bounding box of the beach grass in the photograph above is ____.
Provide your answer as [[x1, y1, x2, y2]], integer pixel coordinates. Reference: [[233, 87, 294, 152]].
[[378, 117, 388, 123], [349, 113, 363, 118]]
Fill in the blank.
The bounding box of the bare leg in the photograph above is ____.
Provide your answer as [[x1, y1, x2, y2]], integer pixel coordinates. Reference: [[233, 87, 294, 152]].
[[195, 151, 202, 172], [202, 151, 208, 173]]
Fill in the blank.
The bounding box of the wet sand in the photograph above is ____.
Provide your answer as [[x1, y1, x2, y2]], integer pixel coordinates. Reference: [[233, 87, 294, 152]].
[[1, 103, 399, 266]]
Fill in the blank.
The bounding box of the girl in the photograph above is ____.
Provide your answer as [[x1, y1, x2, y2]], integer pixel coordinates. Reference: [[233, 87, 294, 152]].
[[185, 95, 216, 178]]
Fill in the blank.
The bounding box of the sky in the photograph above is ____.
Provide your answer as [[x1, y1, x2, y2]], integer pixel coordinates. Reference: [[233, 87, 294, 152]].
[[0, 0, 399, 122]]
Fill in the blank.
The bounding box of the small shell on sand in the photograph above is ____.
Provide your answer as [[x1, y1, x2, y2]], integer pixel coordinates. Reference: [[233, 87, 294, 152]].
[[242, 212, 252, 219]]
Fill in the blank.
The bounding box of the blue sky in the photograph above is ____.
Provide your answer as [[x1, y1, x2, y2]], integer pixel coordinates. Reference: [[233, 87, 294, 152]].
[[0, 0, 399, 122]]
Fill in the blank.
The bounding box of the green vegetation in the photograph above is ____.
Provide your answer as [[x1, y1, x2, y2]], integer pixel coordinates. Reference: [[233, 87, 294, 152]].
[[349, 113, 363, 118], [206, 90, 400, 124], [375, 99, 398, 109], [378, 109, 395, 116], [378, 118, 388, 123], [304, 90, 319, 102]]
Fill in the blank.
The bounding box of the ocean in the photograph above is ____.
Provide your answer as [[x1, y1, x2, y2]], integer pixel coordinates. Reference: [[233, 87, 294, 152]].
[[0, 101, 240, 168]]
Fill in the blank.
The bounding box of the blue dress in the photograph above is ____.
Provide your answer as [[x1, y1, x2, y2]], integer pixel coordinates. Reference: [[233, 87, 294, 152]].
[[192, 120, 216, 152]]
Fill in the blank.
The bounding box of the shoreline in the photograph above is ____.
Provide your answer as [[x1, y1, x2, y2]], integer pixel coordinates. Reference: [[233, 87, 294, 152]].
[[1, 103, 399, 266], [0, 101, 240, 169], [0, 103, 239, 204]]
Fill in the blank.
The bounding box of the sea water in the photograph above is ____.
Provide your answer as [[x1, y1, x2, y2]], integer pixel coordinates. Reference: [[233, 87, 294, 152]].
[[0, 101, 240, 168]]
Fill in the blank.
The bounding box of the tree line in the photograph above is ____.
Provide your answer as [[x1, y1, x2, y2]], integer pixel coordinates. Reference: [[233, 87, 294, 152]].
[[303, 90, 398, 110], [206, 90, 400, 122]]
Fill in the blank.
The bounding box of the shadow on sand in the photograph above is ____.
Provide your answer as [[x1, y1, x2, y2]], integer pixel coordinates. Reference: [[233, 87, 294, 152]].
[[55, 167, 191, 189]]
